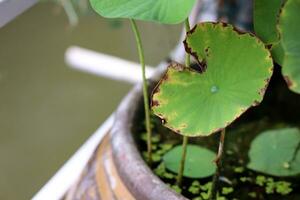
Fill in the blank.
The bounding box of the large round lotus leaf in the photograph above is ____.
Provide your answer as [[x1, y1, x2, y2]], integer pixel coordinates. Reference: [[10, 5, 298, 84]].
[[279, 0, 300, 93], [254, 0, 285, 45], [247, 128, 300, 177], [152, 23, 273, 137], [163, 144, 216, 178], [89, 0, 196, 24]]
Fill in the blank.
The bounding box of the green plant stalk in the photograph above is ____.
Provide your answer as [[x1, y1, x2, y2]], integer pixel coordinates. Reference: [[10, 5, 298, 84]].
[[130, 19, 152, 164], [209, 129, 226, 200], [176, 18, 191, 186], [176, 136, 188, 186], [60, 0, 79, 26]]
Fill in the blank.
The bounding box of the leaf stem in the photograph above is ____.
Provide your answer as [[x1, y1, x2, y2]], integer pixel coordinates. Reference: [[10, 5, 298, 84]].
[[184, 19, 191, 68], [60, 0, 78, 26], [130, 19, 152, 165], [176, 136, 189, 186], [176, 18, 191, 186], [209, 129, 226, 200]]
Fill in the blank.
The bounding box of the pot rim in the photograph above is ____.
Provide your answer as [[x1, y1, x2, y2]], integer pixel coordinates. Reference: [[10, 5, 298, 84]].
[[110, 65, 187, 200]]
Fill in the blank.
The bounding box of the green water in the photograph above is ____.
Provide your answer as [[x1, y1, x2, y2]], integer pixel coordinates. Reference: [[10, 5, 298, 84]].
[[0, 3, 181, 199]]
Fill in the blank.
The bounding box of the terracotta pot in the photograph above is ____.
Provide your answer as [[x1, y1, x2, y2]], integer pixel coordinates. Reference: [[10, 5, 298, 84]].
[[110, 82, 187, 200]]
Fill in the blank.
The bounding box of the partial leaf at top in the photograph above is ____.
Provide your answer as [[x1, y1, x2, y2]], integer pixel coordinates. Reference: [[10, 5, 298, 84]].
[[152, 23, 273, 137], [254, 0, 285, 45], [89, 0, 196, 24], [279, 0, 300, 93], [254, 0, 300, 93]]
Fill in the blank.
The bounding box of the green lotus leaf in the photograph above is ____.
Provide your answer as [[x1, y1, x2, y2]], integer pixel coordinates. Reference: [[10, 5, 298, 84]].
[[247, 128, 300, 177], [152, 23, 273, 137], [253, 0, 285, 65], [89, 0, 196, 24], [254, 0, 285, 45], [254, 0, 300, 93], [270, 42, 284, 66], [279, 0, 300, 93], [163, 144, 216, 178]]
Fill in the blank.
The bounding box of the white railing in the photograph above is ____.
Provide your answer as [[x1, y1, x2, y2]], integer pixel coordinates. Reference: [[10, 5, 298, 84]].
[[0, 0, 37, 28], [65, 46, 155, 83]]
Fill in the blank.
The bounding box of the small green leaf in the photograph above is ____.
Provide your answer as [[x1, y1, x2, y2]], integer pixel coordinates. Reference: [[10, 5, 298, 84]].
[[192, 180, 201, 187], [200, 182, 212, 191], [240, 177, 251, 183], [152, 23, 273, 136], [248, 128, 300, 176], [140, 133, 161, 143], [143, 151, 161, 162], [193, 197, 203, 200], [163, 144, 216, 178], [275, 181, 293, 195], [221, 187, 234, 195], [140, 133, 147, 141], [265, 179, 275, 194], [152, 153, 161, 162], [154, 162, 176, 179], [171, 185, 182, 194], [159, 143, 173, 152], [255, 175, 267, 186], [200, 192, 210, 200], [154, 162, 166, 177], [152, 144, 158, 150], [233, 166, 244, 173], [164, 172, 175, 179], [216, 195, 226, 200], [152, 135, 161, 143], [279, 0, 300, 93], [89, 0, 196, 24], [189, 185, 200, 194]]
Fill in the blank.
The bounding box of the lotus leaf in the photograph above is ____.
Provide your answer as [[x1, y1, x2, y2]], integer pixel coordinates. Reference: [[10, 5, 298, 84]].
[[152, 23, 273, 136], [279, 0, 300, 93], [89, 0, 196, 24], [163, 144, 216, 178], [248, 128, 300, 177]]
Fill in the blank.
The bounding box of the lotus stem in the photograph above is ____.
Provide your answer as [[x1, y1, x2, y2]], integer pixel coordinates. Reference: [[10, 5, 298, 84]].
[[176, 136, 189, 186], [209, 129, 226, 200], [60, 0, 79, 27], [130, 19, 153, 165], [176, 18, 191, 186]]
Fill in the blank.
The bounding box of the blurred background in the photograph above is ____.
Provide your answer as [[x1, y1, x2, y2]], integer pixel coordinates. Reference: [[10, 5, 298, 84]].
[[0, 1, 182, 199]]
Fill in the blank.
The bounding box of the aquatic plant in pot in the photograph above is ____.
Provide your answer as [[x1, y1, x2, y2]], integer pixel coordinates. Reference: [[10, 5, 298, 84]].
[[67, 0, 300, 199]]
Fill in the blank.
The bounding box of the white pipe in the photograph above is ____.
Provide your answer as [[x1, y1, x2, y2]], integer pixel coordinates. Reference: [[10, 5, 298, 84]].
[[65, 46, 155, 84]]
